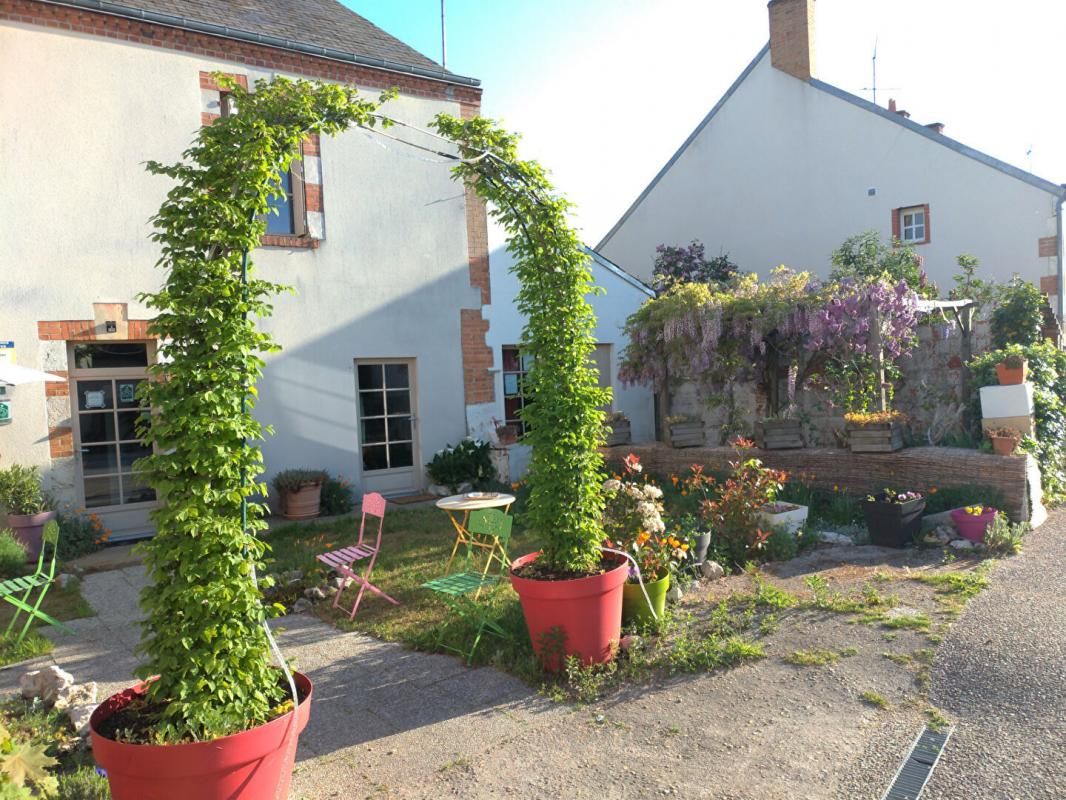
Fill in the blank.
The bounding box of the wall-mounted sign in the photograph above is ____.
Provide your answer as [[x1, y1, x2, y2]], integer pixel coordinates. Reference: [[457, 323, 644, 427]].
[[0, 342, 14, 366], [0, 401, 10, 424], [83, 390, 107, 410]]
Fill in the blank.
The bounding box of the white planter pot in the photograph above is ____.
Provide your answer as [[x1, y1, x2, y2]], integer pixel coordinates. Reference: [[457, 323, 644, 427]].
[[758, 503, 809, 535]]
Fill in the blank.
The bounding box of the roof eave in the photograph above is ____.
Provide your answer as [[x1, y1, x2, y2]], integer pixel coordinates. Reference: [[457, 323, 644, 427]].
[[809, 78, 1064, 198], [37, 0, 482, 88]]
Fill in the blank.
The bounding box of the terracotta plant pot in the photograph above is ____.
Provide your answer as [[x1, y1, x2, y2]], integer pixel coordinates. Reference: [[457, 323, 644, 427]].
[[990, 435, 1019, 456], [280, 483, 322, 520], [6, 510, 55, 561], [950, 507, 997, 544], [621, 573, 669, 627], [995, 361, 1028, 386], [510, 551, 628, 671], [90, 672, 312, 800], [495, 425, 519, 446]]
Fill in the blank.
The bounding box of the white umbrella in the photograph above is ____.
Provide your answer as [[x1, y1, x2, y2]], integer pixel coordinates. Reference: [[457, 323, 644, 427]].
[[0, 363, 65, 385]]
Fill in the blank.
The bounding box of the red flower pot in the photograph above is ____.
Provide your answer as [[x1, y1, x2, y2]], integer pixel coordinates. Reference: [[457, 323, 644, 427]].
[[510, 551, 628, 672], [950, 508, 997, 543], [990, 435, 1019, 456], [6, 510, 55, 561], [90, 672, 312, 800], [995, 362, 1028, 386]]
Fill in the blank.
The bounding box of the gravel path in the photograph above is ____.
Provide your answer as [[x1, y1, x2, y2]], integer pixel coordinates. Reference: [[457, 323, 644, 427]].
[[926, 510, 1066, 799]]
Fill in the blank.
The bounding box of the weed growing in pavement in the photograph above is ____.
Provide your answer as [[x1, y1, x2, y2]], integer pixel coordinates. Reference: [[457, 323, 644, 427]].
[[784, 649, 840, 666], [860, 690, 890, 709], [750, 575, 799, 609], [882, 652, 912, 666], [925, 706, 950, 732], [882, 612, 932, 631], [840, 646, 858, 657]]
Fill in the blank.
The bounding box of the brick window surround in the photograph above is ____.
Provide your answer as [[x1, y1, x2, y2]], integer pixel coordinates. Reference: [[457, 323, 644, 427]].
[[892, 204, 931, 246]]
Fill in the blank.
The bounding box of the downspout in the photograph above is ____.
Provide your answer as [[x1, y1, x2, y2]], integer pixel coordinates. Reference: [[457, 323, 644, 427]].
[[1057, 187, 1065, 323]]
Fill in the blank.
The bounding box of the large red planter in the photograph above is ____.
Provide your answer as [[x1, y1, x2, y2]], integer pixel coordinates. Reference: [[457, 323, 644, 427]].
[[510, 551, 628, 672], [6, 510, 54, 561], [950, 508, 997, 543], [90, 672, 312, 800]]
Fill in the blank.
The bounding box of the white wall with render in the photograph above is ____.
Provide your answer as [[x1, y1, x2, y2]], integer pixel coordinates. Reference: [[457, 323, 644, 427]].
[[599, 50, 1063, 305], [468, 232, 656, 482], [0, 21, 481, 518]]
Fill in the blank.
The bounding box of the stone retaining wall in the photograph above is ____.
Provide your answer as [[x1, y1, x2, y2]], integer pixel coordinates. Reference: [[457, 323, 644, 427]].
[[604, 443, 1041, 523]]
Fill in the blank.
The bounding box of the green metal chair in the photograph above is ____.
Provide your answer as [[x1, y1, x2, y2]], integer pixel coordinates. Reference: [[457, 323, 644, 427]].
[[2, 520, 71, 645], [422, 508, 514, 663]]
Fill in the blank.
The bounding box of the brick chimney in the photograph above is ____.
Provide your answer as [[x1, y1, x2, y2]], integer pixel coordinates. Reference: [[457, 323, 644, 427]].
[[768, 0, 816, 81]]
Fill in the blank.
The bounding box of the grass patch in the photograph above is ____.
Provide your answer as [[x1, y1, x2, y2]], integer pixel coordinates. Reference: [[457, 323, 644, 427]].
[[0, 582, 95, 667], [860, 690, 890, 709], [882, 612, 932, 631], [882, 651, 912, 666], [0, 696, 104, 791], [784, 648, 839, 666], [925, 706, 950, 732]]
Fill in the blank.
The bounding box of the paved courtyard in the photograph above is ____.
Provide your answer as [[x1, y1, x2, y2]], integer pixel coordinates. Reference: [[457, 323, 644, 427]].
[[1, 515, 1064, 798]]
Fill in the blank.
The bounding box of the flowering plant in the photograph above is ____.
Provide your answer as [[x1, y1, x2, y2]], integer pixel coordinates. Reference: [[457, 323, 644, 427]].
[[700, 458, 788, 566], [986, 427, 1022, 442], [843, 410, 906, 427], [962, 505, 996, 516], [603, 455, 687, 581], [866, 488, 923, 504]]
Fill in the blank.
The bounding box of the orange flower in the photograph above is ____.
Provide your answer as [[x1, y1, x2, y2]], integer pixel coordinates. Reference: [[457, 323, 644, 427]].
[[929, 487, 938, 494], [635, 531, 650, 546], [670, 476, 679, 487]]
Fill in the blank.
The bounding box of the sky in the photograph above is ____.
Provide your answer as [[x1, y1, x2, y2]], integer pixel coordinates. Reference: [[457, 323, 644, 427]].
[[342, 0, 1066, 245]]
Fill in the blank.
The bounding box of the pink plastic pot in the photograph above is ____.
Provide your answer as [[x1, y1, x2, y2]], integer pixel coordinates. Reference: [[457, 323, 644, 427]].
[[90, 672, 312, 800], [950, 508, 997, 543], [510, 551, 627, 672]]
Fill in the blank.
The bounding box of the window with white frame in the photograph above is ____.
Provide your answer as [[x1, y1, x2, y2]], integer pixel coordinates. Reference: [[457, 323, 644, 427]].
[[502, 346, 532, 434], [897, 205, 929, 244]]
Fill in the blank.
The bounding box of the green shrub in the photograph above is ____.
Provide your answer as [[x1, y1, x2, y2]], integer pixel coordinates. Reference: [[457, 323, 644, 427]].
[[0, 531, 26, 579], [990, 276, 1045, 349], [271, 469, 328, 494], [984, 512, 1027, 556], [56, 767, 111, 799], [319, 474, 354, 516], [55, 511, 109, 561], [0, 466, 50, 516], [426, 438, 495, 493], [761, 526, 797, 562]]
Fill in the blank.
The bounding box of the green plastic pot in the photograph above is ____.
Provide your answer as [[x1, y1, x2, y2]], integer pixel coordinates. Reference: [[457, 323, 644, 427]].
[[621, 572, 669, 627]]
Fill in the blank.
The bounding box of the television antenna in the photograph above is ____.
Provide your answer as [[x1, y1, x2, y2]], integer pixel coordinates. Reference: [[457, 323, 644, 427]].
[[861, 38, 900, 106]]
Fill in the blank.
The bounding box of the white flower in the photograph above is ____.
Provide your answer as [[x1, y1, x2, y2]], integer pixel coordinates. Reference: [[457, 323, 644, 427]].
[[643, 485, 663, 500], [602, 479, 621, 492]]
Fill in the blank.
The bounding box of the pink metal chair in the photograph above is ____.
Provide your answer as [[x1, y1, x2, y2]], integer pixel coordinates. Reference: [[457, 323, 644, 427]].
[[315, 491, 399, 619]]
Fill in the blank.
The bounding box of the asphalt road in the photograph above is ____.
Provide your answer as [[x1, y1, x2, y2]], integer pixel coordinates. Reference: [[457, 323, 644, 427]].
[[926, 510, 1066, 799]]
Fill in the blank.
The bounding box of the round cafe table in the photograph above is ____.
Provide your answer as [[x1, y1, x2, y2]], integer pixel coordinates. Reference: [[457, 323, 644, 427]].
[[435, 492, 515, 574]]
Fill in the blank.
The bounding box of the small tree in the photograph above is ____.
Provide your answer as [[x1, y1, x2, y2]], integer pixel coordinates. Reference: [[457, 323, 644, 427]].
[[990, 275, 1045, 349], [432, 115, 611, 574], [137, 77, 389, 742], [651, 240, 738, 292], [831, 231, 938, 299]]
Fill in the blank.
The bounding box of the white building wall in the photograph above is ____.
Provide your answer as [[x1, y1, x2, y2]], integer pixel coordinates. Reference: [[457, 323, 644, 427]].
[[473, 238, 656, 481], [0, 21, 480, 513], [600, 52, 1062, 299]]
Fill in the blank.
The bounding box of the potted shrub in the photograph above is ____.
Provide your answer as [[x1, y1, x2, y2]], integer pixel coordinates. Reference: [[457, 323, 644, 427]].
[[758, 501, 808, 535], [272, 469, 327, 520], [602, 459, 688, 627], [604, 411, 632, 447], [435, 114, 628, 671], [986, 426, 1022, 456], [754, 415, 803, 450], [700, 457, 788, 568], [863, 488, 925, 548], [665, 414, 705, 448], [0, 465, 54, 559], [87, 77, 388, 798], [426, 437, 495, 494], [844, 410, 905, 453], [950, 505, 998, 543], [995, 351, 1029, 385]]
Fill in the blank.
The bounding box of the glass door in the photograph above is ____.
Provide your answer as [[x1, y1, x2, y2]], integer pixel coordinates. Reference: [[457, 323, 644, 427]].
[[70, 343, 156, 540], [355, 359, 420, 496]]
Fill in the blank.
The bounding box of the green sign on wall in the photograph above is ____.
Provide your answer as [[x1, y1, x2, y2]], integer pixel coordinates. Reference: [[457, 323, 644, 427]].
[[0, 401, 10, 424]]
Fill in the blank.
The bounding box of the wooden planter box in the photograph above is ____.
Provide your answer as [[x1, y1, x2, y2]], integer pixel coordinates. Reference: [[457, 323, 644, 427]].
[[755, 419, 803, 450], [847, 422, 903, 453], [666, 421, 705, 449], [604, 419, 631, 447]]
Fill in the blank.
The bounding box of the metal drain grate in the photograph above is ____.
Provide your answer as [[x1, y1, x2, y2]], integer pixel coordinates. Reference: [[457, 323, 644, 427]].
[[880, 726, 954, 800]]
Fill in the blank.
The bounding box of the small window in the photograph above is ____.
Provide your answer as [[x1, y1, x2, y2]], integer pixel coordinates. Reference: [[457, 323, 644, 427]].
[[73, 344, 149, 370], [897, 205, 930, 245], [265, 162, 307, 237], [502, 345, 532, 434]]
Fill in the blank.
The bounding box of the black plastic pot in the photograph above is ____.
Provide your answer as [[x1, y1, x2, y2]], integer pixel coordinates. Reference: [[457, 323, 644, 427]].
[[863, 496, 926, 548]]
